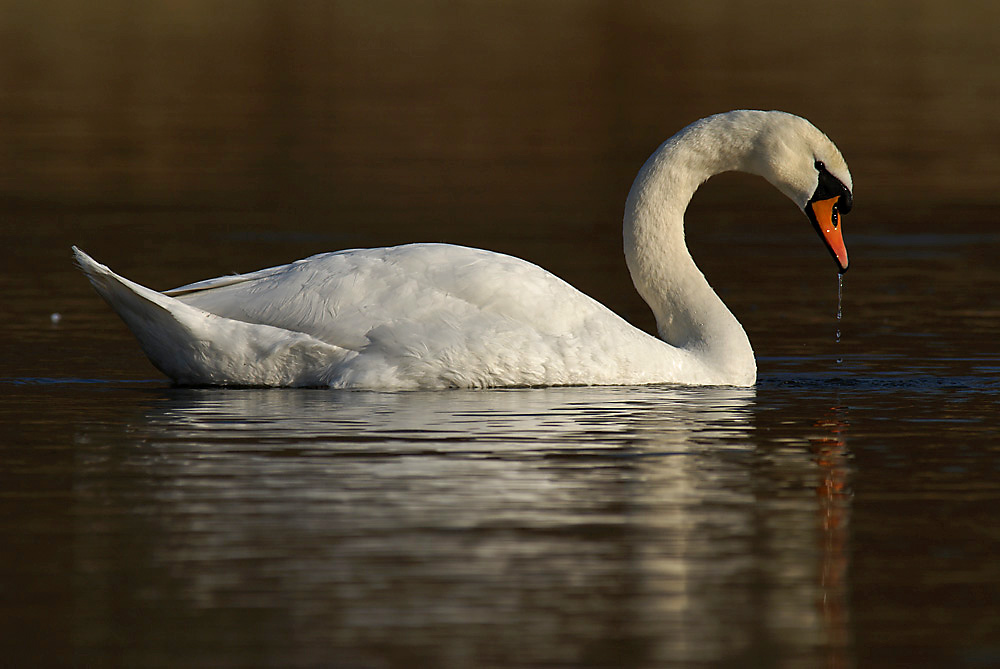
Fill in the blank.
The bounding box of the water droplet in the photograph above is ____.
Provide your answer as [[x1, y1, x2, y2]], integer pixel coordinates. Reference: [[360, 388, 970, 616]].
[[835, 274, 843, 365]]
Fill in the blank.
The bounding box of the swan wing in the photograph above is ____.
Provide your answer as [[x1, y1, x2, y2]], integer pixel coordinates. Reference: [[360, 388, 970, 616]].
[[72, 247, 352, 386], [173, 244, 614, 341], [164, 266, 288, 296], [170, 244, 667, 387]]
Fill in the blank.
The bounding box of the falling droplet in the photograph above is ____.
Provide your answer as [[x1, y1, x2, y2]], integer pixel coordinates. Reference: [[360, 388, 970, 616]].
[[835, 274, 843, 365]]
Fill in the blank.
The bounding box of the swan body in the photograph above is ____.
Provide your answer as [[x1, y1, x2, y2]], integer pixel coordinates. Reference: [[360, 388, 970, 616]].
[[74, 110, 853, 389]]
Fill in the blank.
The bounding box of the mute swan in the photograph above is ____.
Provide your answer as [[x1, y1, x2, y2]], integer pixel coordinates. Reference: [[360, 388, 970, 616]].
[[74, 110, 853, 389]]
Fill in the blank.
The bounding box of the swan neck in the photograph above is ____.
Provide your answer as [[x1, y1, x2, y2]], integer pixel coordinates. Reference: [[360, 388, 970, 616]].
[[623, 114, 759, 382]]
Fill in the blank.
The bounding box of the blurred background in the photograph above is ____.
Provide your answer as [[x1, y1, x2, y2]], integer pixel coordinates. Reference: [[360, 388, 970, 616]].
[[4, 0, 998, 213]]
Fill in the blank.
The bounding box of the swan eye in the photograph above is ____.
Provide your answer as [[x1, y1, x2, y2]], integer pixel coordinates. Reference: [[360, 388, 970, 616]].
[[811, 160, 851, 214]]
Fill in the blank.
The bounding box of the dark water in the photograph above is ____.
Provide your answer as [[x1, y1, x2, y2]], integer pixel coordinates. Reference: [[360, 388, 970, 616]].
[[3, 2, 1000, 667]]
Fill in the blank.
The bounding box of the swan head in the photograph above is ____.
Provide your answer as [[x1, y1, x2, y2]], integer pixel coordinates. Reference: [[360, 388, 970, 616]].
[[742, 110, 854, 273]]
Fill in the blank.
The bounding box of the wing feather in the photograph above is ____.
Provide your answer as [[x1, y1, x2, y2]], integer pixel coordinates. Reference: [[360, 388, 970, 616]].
[[172, 244, 626, 357]]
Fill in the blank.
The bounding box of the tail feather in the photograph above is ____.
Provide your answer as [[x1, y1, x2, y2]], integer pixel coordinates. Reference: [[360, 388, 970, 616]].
[[72, 247, 348, 385]]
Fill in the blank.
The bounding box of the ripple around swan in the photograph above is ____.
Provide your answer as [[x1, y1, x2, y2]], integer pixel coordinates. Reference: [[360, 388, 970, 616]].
[[761, 373, 1000, 393], [8, 369, 999, 395], [1, 376, 143, 386]]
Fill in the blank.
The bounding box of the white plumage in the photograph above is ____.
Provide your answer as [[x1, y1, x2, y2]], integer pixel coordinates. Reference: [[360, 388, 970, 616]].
[[74, 110, 853, 389]]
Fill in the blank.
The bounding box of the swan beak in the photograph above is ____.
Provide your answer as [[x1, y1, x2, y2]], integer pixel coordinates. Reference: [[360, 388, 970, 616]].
[[807, 196, 849, 273]]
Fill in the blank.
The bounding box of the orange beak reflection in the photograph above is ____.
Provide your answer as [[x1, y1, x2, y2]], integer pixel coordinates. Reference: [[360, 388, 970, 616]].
[[807, 196, 849, 273]]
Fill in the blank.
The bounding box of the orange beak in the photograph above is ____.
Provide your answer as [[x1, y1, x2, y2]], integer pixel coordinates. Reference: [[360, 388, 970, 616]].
[[807, 196, 849, 273]]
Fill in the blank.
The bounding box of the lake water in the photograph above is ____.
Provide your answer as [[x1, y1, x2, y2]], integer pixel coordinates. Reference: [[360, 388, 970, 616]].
[[3, 2, 1000, 667]]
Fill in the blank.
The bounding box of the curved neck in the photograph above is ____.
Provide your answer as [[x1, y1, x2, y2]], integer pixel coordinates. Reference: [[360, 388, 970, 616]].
[[623, 114, 763, 382]]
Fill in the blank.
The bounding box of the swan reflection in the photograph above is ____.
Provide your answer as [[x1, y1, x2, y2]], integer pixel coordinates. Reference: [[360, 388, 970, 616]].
[[74, 385, 851, 666]]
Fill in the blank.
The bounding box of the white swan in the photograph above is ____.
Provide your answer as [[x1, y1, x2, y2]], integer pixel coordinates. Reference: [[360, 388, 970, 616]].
[[74, 110, 853, 389]]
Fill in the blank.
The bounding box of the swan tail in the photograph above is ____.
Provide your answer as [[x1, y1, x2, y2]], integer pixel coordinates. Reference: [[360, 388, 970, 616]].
[[72, 247, 348, 386]]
